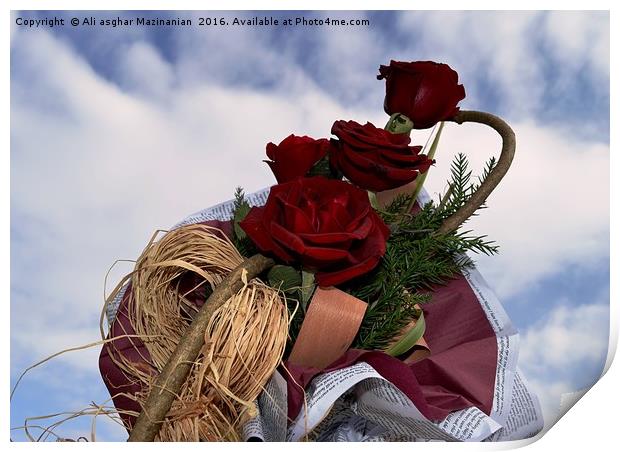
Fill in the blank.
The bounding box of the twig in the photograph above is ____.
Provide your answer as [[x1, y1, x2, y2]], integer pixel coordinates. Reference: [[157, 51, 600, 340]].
[[436, 110, 516, 234]]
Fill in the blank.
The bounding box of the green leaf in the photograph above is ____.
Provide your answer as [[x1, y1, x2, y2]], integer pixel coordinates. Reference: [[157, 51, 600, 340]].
[[300, 271, 316, 311], [232, 199, 251, 241], [384, 113, 414, 134], [368, 191, 379, 210], [308, 154, 338, 179], [267, 265, 302, 295], [385, 310, 426, 357]]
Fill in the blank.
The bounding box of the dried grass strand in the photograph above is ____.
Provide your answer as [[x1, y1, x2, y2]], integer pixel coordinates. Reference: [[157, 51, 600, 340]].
[[13, 224, 288, 442], [10, 334, 158, 403], [109, 224, 288, 441]]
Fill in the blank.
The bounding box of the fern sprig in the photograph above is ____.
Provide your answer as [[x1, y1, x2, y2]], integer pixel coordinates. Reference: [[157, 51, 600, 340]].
[[350, 152, 500, 351]]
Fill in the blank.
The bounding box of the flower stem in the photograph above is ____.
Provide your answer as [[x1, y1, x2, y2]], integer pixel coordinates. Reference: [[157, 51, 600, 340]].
[[406, 122, 445, 213]]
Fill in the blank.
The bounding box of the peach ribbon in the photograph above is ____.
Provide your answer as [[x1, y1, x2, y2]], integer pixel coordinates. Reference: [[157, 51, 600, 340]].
[[289, 288, 431, 369], [288, 287, 367, 370]]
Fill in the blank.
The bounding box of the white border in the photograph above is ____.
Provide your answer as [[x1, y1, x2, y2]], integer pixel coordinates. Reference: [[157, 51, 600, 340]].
[[5, 2, 615, 450]]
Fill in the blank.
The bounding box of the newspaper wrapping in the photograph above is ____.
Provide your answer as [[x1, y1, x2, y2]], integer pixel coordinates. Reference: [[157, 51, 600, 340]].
[[105, 188, 543, 442]]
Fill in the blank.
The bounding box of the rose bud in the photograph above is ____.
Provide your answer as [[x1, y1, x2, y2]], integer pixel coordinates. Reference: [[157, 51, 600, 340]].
[[377, 60, 466, 129], [330, 120, 433, 192], [265, 134, 330, 183], [240, 177, 390, 287]]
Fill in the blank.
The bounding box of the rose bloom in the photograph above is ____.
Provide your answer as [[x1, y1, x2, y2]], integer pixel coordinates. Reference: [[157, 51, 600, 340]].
[[330, 120, 433, 192], [377, 60, 466, 129], [265, 134, 330, 183], [240, 177, 390, 287]]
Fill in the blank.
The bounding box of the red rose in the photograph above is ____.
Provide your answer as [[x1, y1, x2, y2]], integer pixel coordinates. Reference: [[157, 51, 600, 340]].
[[239, 177, 390, 287], [377, 60, 466, 129], [330, 120, 433, 192], [265, 134, 330, 183]]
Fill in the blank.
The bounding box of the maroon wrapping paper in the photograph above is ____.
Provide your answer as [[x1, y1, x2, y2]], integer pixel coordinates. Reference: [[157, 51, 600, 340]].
[[283, 274, 497, 422], [99, 282, 148, 430], [98, 219, 497, 432]]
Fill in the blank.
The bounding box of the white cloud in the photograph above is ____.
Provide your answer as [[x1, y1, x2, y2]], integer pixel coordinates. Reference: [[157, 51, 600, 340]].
[[396, 11, 543, 115], [420, 119, 609, 299], [116, 41, 175, 99], [516, 301, 609, 428], [303, 12, 384, 105], [175, 11, 307, 90], [396, 11, 609, 118], [543, 11, 609, 79], [519, 303, 609, 373]]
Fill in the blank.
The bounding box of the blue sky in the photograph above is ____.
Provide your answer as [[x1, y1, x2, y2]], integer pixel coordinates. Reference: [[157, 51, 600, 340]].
[[10, 10, 610, 441]]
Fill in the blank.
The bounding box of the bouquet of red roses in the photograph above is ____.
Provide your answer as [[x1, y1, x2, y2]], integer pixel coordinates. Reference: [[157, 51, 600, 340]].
[[99, 60, 541, 442]]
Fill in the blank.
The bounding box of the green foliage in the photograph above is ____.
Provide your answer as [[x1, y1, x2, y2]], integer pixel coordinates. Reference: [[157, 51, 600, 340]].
[[354, 285, 431, 351], [300, 271, 316, 310], [267, 264, 306, 351], [268, 265, 303, 295], [231, 187, 257, 257], [436, 153, 498, 222], [233, 187, 251, 239], [350, 152, 499, 351], [307, 154, 341, 179]]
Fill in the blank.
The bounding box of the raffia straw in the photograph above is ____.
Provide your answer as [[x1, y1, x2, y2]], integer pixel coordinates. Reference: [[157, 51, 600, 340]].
[[13, 224, 287, 442], [10, 334, 159, 403], [10, 335, 156, 442], [100, 258, 137, 339], [149, 281, 288, 441], [14, 394, 133, 442], [106, 224, 288, 441]]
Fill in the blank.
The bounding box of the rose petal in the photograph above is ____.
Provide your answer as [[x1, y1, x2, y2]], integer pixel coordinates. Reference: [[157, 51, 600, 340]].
[[341, 146, 417, 191], [270, 222, 350, 266], [316, 255, 381, 287], [378, 60, 466, 129], [265, 135, 330, 183], [330, 119, 427, 191], [242, 177, 389, 286], [239, 207, 294, 262], [298, 216, 372, 245]]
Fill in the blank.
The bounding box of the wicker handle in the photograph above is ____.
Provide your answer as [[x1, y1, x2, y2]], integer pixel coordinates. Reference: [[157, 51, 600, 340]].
[[436, 110, 516, 235]]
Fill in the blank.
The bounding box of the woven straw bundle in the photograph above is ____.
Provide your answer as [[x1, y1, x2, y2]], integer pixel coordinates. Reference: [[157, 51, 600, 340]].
[[106, 224, 288, 441]]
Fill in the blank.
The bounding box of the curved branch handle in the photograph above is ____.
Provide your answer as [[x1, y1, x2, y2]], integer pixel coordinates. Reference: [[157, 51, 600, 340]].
[[436, 110, 516, 235]]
